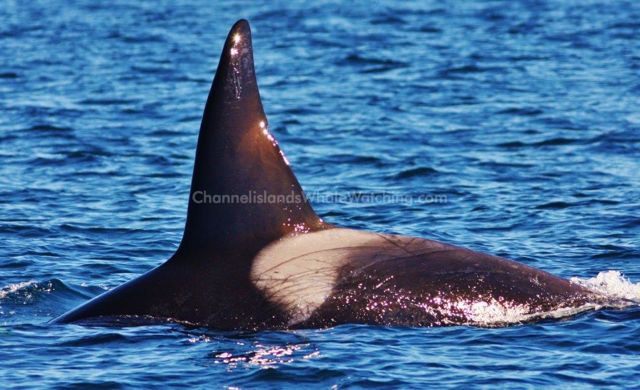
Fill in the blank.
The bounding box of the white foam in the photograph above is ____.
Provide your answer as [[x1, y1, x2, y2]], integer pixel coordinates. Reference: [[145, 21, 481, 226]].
[[0, 280, 37, 299], [424, 296, 600, 327], [570, 270, 640, 302], [460, 271, 640, 326], [457, 298, 530, 325]]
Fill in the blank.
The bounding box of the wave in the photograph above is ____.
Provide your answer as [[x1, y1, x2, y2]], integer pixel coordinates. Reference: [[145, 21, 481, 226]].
[[393, 166, 439, 180], [0, 279, 90, 303], [0, 280, 38, 300]]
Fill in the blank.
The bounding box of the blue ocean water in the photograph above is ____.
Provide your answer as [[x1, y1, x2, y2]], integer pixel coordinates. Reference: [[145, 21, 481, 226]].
[[1, 0, 640, 387]]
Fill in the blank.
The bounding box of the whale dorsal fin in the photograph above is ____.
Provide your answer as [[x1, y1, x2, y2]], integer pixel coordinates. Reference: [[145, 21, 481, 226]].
[[177, 20, 325, 257]]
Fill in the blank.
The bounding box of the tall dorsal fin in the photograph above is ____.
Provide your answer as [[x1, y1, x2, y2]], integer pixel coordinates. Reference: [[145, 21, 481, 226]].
[[177, 20, 325, 257]]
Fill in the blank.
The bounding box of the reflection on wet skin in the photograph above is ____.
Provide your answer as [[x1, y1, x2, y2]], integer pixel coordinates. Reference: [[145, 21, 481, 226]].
[[230, 33, 241, 56]]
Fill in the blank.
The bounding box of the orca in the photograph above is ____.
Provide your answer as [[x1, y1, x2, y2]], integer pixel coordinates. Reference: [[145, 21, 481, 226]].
[[53, 20, 607, 329]]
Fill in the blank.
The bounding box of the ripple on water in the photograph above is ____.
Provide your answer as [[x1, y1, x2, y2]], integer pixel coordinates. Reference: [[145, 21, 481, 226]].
[[1, 0, 639, 388]]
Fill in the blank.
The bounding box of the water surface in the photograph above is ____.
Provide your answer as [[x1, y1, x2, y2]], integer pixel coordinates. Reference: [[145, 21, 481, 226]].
[[1, 0, 639, 388]]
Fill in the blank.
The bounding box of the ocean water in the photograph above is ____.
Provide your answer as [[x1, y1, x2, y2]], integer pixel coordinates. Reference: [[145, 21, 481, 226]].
[[1, 0, 640, 388]]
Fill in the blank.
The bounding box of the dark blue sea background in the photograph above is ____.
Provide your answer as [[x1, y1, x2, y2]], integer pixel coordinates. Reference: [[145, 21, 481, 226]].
[[1, 0, 640, 388]]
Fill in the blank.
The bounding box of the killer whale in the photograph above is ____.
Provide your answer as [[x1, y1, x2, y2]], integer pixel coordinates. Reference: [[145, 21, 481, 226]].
[[53, 20, 605, 329]]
